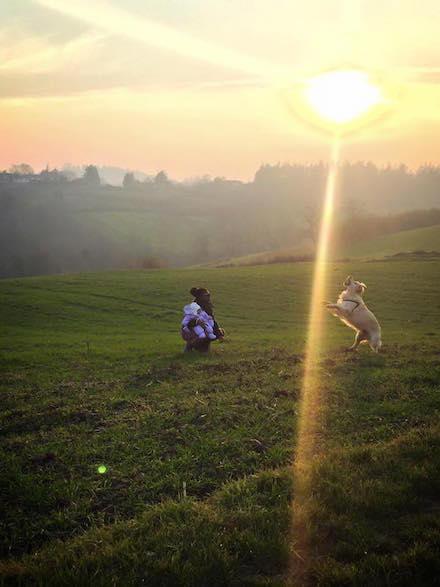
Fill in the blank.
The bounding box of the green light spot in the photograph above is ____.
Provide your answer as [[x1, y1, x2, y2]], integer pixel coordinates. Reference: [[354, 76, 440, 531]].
[[97, 465, 107, 474]]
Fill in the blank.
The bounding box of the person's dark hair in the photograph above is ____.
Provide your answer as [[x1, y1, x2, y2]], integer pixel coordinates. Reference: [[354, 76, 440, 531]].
[[190, 286, 213, 316], [190, 287, 210, 298]]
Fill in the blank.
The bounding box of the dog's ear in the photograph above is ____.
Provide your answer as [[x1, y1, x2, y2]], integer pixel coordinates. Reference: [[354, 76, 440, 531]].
[[343, 275, 353, 287]]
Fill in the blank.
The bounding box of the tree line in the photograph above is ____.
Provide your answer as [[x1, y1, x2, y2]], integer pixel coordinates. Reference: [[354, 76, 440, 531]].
[[1, 161, 439, 278]]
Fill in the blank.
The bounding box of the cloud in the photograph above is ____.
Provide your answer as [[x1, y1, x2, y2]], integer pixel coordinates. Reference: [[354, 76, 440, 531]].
[[0, 0, 292, 100], [0, 73, 124, 99], [402, 67, 440, 84], [0, 10, 271, 101], [4, 0, 439, 103], [33, 0, 289, 81], [0, 29, 106, 74]]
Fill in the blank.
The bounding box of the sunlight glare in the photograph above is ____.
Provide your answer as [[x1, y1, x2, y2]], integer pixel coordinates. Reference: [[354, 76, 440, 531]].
[[305, 70, 382, 124], [290, 139, 340, 582]]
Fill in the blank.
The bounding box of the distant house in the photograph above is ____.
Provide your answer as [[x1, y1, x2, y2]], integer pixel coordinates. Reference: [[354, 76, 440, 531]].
[[38, 168, 67, 183]]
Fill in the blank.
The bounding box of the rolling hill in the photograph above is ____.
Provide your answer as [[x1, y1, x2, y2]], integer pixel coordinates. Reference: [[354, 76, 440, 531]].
[[211, 223, 440, 267], [341, 223, 440, 259]]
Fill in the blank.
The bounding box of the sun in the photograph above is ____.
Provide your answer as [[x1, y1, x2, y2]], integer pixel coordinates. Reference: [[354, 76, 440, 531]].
[[303, 69, 383, 126]]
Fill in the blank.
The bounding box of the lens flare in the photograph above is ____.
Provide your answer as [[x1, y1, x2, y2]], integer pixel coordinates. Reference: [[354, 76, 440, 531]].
[[290, 140, 340, 581], [288, 68, 389, 582]]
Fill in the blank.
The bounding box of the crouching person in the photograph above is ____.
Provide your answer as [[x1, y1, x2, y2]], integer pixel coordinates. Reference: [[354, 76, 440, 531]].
[[181, 287, 224, 352]]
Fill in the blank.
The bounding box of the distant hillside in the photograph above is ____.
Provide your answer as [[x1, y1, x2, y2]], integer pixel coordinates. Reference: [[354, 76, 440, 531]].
[[341, 223, 440, 259], [212, 224, 440, 267], [2, 161, 440, 277]]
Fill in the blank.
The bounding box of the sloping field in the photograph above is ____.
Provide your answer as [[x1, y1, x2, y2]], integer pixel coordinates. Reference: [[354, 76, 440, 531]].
[[1, 261, 440, 585], [79, 210, 211, 263], [345, 224, 440, 259], [212, 224, 440, 268]]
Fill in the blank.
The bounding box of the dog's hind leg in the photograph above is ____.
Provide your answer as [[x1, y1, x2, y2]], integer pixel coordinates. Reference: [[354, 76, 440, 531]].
[[348, 330, 367, 351], [368, 333, 382, 353]]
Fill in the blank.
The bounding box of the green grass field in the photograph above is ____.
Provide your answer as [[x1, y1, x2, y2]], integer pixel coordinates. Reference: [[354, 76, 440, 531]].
[[1, 261, 440, 586]]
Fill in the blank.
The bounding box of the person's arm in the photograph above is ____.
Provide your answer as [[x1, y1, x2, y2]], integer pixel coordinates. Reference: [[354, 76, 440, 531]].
[[213, 320, 225, 338]]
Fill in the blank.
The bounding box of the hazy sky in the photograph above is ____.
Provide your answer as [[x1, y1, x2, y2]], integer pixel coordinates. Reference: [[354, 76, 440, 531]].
[[1, 0, 440, 179]]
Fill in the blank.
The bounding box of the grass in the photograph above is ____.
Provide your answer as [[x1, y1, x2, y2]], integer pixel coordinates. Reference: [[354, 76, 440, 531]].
[[214, 224, 440, 267], [1, 261, 440, 585], [80, 210, 210, 262], [344, 224, 440, 259]]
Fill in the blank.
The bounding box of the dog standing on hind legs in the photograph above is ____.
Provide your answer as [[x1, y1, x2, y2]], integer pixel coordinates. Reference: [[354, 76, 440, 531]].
[[325, 275, 382, 352]]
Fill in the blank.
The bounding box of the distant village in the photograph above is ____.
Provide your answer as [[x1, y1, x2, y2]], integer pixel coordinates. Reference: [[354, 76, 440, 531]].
[[0, 170, 66, 184], [0, 163, 159, 187], [0, 163, 73, 184]]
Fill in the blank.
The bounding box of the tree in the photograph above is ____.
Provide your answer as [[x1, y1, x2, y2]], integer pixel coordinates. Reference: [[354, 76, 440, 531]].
[[123, 172, 136, 188], [9, 163, 34, 175], [154, 170, 169, 184], [303, 203, 321, 247], [83, 165, 100, 186]]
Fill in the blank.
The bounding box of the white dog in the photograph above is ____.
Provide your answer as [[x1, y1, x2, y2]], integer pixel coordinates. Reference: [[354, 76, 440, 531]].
[[326, 275, 382, 352]]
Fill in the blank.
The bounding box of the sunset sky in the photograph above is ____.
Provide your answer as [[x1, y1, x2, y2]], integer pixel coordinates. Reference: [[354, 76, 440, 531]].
[[1, 0, 440, 180]]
